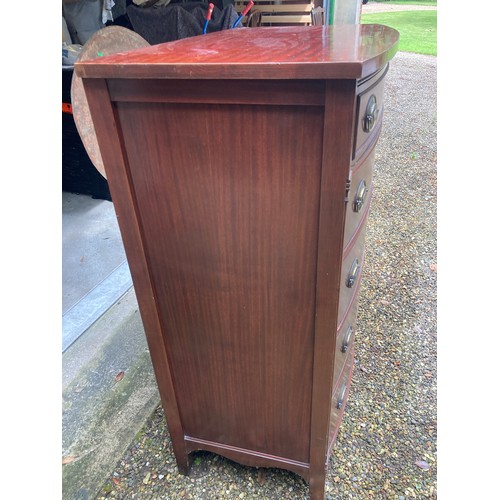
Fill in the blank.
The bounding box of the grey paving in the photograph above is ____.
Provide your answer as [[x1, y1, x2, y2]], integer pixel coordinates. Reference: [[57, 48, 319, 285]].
[[62, 192, 128, 315], [62, 192, 132, 352], [63, 260, 132, 352], [62, 191, 159, 499], [62, 287, 160, 500]]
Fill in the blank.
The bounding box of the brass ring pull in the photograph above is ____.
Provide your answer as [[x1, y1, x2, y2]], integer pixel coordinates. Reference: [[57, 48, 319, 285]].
[[341, 326, 353, 353], [337, 383, 347, 409], [346, 259, 360, 288], [363, 95, 379, 133], [353, 180, 368, 213]]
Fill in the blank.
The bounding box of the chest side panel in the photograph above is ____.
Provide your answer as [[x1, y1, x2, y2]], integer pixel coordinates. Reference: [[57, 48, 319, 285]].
[[116, 100, 324, 462]]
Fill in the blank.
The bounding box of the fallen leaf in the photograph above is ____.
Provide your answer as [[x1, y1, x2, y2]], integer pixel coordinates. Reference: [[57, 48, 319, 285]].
[[112, 477, 122, 487], [257, 469, 266, 485], [115, 371, 125, 382], [415, 460, 430, 470], [62, 456, 76, 465], [143, 472, 151, 484]]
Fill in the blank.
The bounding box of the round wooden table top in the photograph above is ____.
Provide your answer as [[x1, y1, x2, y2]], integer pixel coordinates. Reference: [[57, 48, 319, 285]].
[[71, 26, 149, 179]]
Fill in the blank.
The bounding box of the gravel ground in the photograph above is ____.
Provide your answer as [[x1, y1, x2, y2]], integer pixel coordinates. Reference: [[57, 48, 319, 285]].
[[96, 51, 437, 500]]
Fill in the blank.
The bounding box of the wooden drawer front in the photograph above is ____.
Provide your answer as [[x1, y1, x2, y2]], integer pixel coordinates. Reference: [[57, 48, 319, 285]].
[[353, 66, 387, 160], [344, 147, 375, 249], [333, 295, 359, 387], [328, 348, 355, 449], [337, 222, 367, 328]]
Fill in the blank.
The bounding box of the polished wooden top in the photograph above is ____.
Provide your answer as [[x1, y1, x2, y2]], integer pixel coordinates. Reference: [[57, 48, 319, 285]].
[[76, 24, 398, 80]]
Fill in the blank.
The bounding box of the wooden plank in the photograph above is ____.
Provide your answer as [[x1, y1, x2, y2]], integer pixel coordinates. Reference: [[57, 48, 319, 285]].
[[235, 4, 313, 12], [260, 14, 312, 23], [235, 0, 313, 5], [235, 0, 313, 24], [107, 79, 325, 106]]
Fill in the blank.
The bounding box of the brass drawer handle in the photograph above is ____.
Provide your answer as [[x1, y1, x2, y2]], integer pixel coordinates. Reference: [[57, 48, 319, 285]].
[[341, 326, 353, 353], [363, 95, 379, 133], [346, 259, 360, 288], [337, 383, 347, 409], [353, 180, 368, 213]]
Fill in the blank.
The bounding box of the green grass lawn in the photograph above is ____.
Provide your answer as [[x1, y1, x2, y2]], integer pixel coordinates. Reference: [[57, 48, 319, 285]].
[[373, 0, 437, 5], [361, 10, 437, 56], [370, 0, 437, 7]]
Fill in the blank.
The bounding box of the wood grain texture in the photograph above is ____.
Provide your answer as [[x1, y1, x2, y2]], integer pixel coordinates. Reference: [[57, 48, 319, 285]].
[[116, 100, 324, 463], [337, 222, 367, 330], [308, 79, 357, 500], [328, 348, 355, 453], [353, 66, 387, 159], [77, 25, 398, 499], [75, 25, 399, 80], [80, 78, 189, 473], [107, 79, 325, 106], [333, 296, 359, 386], [343, 143, 376, 250], [184, 436, 310, 479]]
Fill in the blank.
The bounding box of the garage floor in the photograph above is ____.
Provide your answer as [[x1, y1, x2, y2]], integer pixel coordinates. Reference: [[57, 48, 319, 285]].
[[62, 190, 161, 500], [62, 191, 131, 351]]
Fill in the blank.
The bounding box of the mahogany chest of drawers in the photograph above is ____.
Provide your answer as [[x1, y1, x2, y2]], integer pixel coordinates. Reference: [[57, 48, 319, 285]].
[[76, 24, 398, 499]]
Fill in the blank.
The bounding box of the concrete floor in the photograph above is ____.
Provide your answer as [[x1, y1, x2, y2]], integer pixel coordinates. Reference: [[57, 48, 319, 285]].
[[62, 191, 126, 313], [62, 191, 132, 351], [62, 190, 160, 499]]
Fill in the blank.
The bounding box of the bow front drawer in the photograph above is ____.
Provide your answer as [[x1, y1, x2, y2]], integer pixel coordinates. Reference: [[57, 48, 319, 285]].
[[353, 65, 388, 160]]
